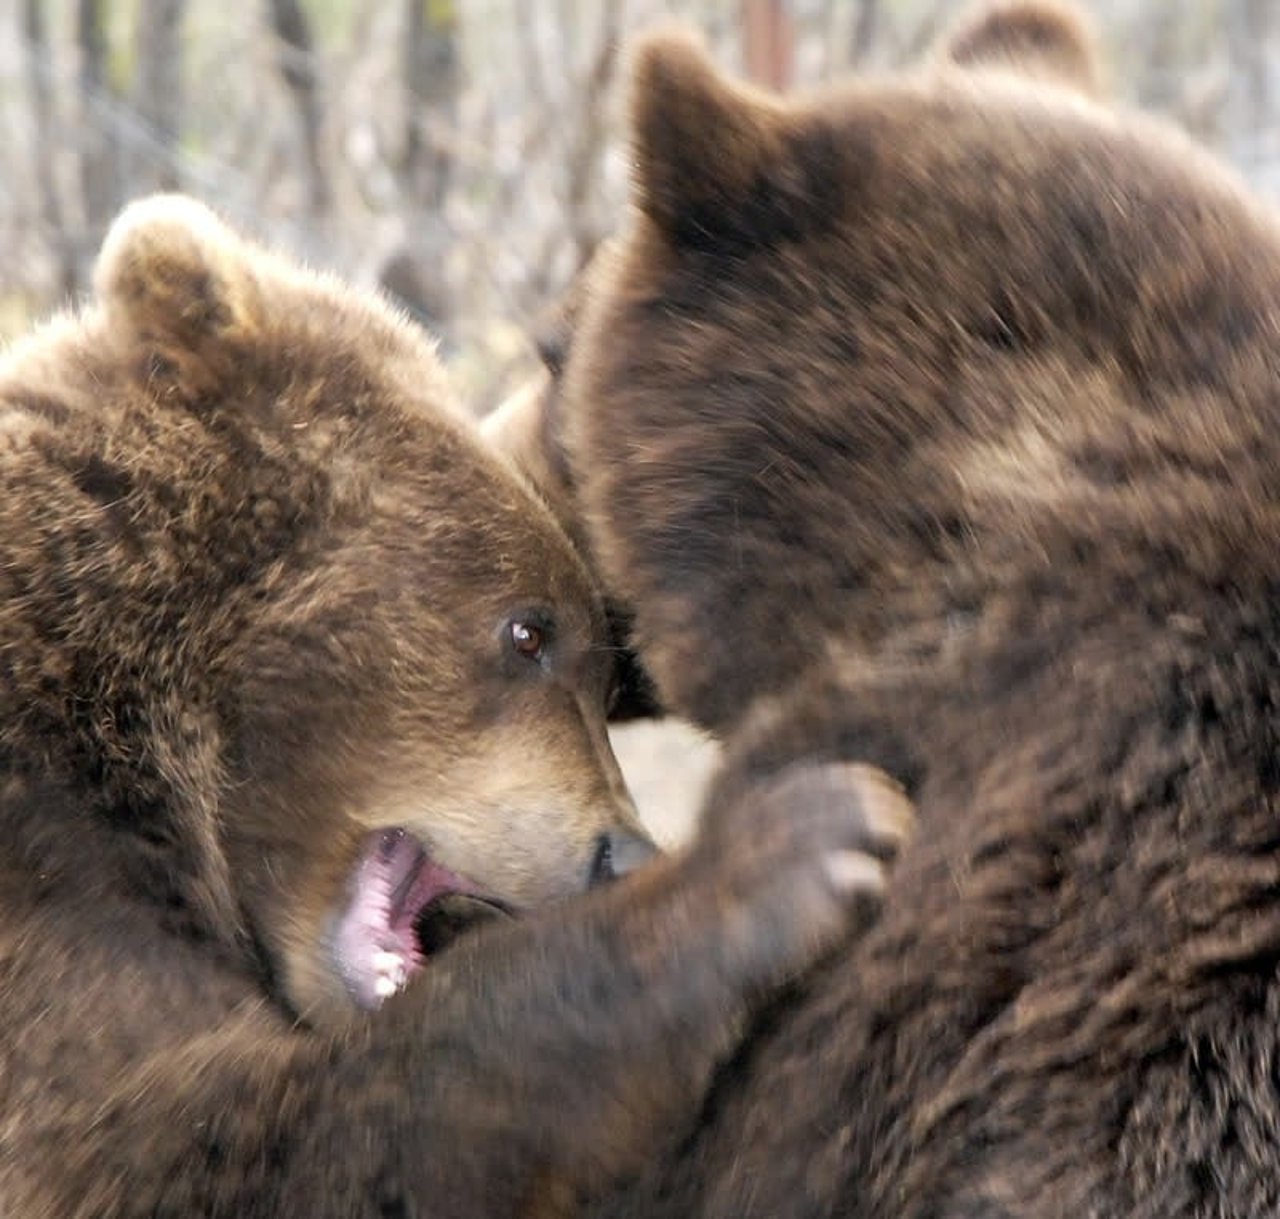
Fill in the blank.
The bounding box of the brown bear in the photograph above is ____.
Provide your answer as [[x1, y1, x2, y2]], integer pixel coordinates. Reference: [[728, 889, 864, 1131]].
[[0, 196, 912, 1216], [495, 1, 1280, 1214]]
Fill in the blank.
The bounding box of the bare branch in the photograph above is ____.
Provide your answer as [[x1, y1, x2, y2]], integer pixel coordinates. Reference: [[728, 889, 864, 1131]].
[[403, 0, 459, 210], [851, 0, 879, 67], [267, 0, 332, 215], [21, 0, 75, 299], [131, 0, 188, 193], [742, 0, 793, 91]]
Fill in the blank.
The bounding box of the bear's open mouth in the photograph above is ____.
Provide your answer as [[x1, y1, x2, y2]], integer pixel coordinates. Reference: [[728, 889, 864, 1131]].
[[333, 826, 513, 1009]]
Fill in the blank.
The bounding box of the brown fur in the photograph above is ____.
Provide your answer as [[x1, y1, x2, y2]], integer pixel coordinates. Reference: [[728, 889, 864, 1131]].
[[504, 3, 1280, 1214], [0, 196, 911, 1216], [940, 0, 1104, 94], [484, 271, 662, 721]]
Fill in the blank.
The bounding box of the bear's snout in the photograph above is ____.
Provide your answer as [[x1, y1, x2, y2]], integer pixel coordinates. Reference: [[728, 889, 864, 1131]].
[[589, 829, 660, 888]]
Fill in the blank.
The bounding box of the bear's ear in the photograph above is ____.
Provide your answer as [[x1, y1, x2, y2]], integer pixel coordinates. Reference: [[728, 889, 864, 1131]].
[[628, 28, 826, 250], [94, 194, 260, 373], [939, 1, 1104, 97]]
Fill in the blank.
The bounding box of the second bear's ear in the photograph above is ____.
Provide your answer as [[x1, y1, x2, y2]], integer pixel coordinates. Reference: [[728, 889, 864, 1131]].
[[94, 194, 259, 384], [939, 1, 1104, 97], [628, 29, 831, 251]]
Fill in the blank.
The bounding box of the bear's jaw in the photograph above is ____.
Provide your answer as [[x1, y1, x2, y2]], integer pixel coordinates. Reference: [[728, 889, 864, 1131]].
[[333, 826, 510, 1010]]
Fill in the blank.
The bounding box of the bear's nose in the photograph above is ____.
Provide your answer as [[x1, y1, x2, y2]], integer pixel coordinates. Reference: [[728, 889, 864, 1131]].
[[589, 829, 659, 887]]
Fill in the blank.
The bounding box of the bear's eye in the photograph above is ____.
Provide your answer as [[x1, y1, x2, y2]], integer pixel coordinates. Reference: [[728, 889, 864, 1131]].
[[509, 620, 545, 662]]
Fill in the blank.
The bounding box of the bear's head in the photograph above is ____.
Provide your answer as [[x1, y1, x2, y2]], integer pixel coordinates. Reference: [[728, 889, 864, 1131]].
[[0, 196, 653, 1024], [495, 2, 1278, 744]]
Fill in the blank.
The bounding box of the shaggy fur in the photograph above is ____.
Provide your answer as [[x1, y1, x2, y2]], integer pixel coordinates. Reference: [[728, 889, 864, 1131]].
[[0, 197, 910, 1217], [503, 2, 1280, 1214]]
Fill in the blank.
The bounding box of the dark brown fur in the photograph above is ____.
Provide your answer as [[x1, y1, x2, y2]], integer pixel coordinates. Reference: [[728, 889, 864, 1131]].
[[0, 197, 911, 1216], [515, 3, 1280, 1214], [484, 272, 662, 721]]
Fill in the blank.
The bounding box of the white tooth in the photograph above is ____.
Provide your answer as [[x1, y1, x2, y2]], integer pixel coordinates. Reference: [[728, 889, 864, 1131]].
[[374, 975, 399, 999], [373, 950, 404, 972]]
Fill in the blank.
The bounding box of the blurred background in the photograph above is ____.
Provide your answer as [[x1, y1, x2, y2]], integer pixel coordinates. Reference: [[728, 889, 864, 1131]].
[[4, 0, 1280, 840], [5, 1, 1280, 409]]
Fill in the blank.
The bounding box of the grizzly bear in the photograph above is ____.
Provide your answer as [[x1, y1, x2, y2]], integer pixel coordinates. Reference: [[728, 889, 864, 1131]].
[[499, 1, 1280, 1214], [0, 196, 912, 1216]]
